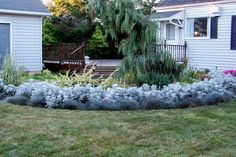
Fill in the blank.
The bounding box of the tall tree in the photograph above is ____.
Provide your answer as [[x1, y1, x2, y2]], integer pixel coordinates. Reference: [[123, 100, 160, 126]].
[[137, 0, 160, 15], [49, 0, 88, 17], [43, 0, 95, 45], [88, 0, 186, 87], [89, 0, 156, 54], [88, 0, 156, 83]]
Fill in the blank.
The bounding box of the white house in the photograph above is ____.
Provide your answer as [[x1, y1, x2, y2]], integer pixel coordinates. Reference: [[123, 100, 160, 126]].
[[0, 0, 50, 72], [153, 0, 236, 70]]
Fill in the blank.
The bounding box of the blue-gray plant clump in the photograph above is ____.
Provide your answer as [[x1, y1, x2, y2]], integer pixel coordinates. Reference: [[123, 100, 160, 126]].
[[1, 71, 236, 110]]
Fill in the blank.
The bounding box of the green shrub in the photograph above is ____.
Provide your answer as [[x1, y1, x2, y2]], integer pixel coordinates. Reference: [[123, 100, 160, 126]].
[[42, 15, 96, 45], [52, 65, 119, 88], [42, 18, 59, 45], [180, 68, 210, 84], [53, 66, 101, 87], [120, 51, 187, 88], [26, 69, 55, 81], [86, 26, 110, 58], [1, 56, 27, 86]]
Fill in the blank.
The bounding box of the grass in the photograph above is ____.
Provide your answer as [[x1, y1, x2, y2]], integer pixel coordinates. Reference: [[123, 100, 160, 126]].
[[0, 100, 235, 157], [23, 70, 56, 81]]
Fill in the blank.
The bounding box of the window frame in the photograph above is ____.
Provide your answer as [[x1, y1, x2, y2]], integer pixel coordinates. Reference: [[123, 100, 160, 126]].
[[185, 17, 211, 40]]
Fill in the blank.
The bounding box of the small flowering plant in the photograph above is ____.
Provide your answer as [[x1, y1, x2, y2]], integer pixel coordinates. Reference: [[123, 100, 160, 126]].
[[224, 70, 236, 77]]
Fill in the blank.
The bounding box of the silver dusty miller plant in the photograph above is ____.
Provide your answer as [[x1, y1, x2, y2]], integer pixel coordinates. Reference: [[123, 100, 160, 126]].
[[1, 70, 236, 110]]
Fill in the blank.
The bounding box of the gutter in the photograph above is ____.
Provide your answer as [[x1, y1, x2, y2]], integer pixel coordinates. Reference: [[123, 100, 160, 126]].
[[0, 9, 52, 16], [154, 0, 234, 12]]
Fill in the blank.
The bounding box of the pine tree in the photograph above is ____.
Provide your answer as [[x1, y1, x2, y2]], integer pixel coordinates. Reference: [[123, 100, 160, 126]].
[[86, 26, 109, 58], [88, 26, 108, 49]]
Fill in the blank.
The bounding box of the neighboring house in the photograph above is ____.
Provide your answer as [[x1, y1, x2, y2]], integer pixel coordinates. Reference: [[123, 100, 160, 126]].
[[0, 0, 50, 72], [153, 0, 236, 70]]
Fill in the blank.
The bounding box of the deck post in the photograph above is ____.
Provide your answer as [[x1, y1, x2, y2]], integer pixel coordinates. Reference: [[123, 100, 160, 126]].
[[184, 41, 187, 59]]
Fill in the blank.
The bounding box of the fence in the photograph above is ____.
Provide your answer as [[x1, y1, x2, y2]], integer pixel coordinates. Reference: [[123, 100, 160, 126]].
[[43, 43, 85, 72], [156, 42, 187, 62]]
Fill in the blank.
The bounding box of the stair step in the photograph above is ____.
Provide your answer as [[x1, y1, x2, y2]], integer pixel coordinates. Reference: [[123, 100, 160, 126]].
[[92, 75, 118, 79], [79, 66, 119, 79], [86, 66, 117, 70]]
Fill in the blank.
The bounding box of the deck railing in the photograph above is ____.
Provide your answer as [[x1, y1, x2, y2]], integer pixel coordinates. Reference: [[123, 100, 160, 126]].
[[43, 42, 86, 72], [156, 42, 187, 62]]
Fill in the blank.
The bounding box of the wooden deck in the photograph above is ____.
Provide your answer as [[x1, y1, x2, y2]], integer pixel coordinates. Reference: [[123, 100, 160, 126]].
[[42, 42, 187, 73], [43, 43, 86, 72]]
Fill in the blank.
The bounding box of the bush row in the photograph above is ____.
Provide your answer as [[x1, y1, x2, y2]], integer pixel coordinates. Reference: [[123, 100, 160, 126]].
[[1, 71, 236, 110]]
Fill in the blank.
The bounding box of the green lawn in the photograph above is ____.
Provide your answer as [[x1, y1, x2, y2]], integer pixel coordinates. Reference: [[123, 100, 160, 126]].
[[0, 101, 235, 157]]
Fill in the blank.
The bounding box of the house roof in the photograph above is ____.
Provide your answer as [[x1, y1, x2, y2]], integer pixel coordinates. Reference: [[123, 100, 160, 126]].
[[159, 0, 224, 7], [0, 0, 50, 16], [152, 11, 180, 19]]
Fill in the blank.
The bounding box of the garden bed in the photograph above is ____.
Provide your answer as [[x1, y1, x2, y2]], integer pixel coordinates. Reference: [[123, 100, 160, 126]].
[[1, 71, 236, 111]]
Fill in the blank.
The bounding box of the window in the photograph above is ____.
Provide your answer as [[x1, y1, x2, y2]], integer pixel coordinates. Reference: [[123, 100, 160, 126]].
[[166, 24, 175, 40], [187, 18, 209, 38], [0, 23, 11, 70], [231, 16, 236, 50], [211, 17, 218, 39]]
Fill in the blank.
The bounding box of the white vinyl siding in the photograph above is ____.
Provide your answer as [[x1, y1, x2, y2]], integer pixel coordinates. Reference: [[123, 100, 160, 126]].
[[0, 14, 42, 72], [184, 2, 236, 70]]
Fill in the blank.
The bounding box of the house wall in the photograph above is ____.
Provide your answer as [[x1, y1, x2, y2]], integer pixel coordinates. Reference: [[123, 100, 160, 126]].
[[0, 14, 42, 72], [185, 2, 236, 70], [158, 21, 184, 45]]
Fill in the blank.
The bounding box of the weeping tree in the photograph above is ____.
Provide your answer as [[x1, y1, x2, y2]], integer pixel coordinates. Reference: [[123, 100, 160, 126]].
[[88, 0, 186, 87]]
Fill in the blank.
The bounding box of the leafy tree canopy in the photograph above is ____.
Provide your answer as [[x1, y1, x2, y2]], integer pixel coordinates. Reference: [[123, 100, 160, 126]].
[[49, 0, 88, 17], [43, 0, 95, 45], [137, 0, 160, 15]]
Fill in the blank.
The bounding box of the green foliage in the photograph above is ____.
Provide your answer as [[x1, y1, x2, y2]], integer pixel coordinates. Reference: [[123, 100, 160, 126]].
[[88, 26, 108, 49], [49, 0, 88, 17], [100, 69, 120, 88], [121, 51, 187, 87], [137, 0, 160, 15], [51, 66, 118, 88], [43, 18, 59, 45], [27, 70, 55, 81], [42, 16, 95, 45], [88, 0, 156, 54], [86, 26, 109, 58], [88, 0, 186, 87], [26, 68, 120, 88], [180, 68, 210, 84], [43, 0, 95, 45], [1, 56, 27, 86]]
